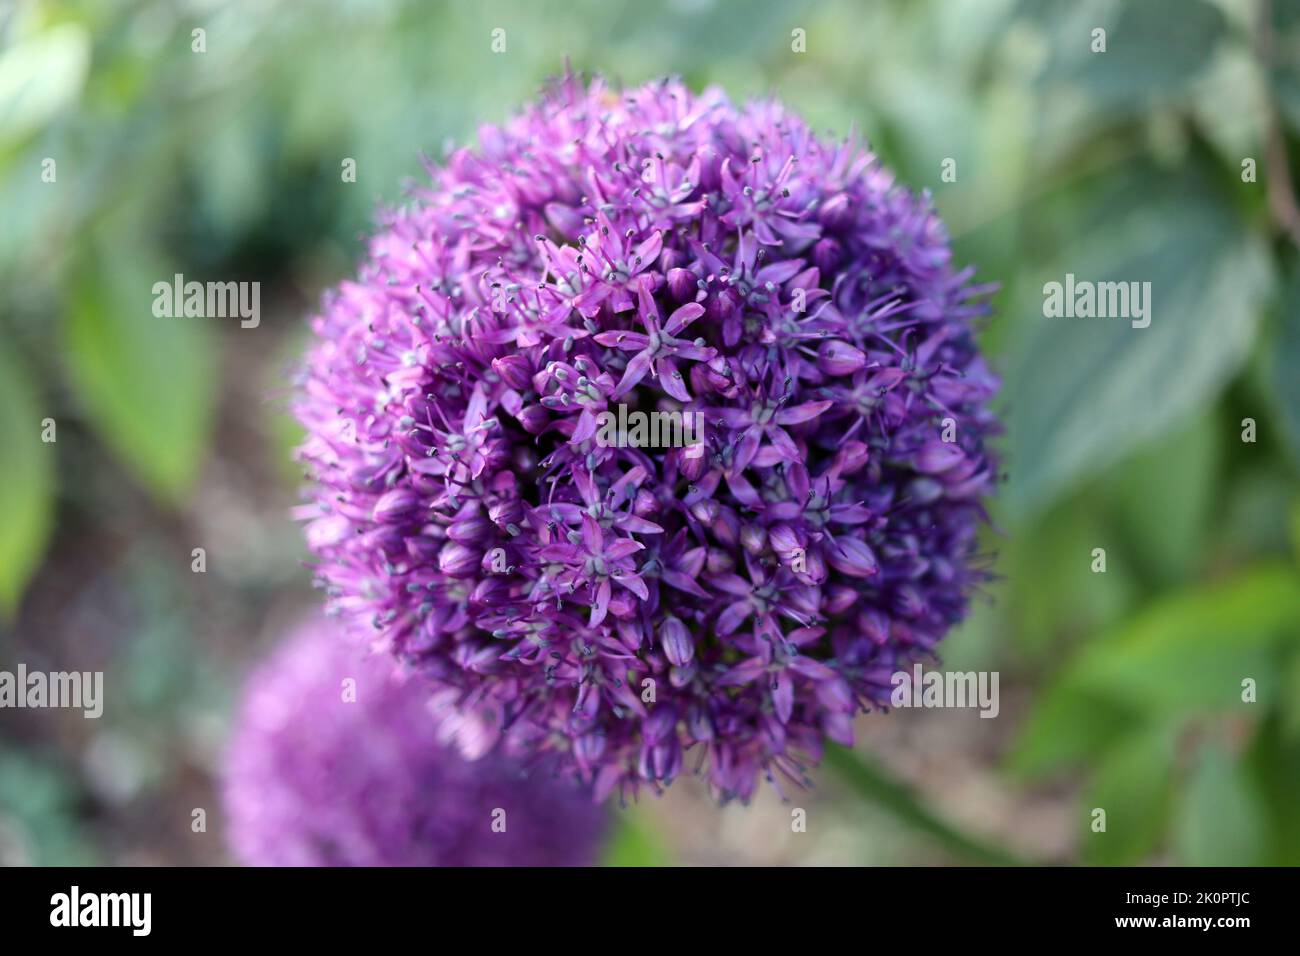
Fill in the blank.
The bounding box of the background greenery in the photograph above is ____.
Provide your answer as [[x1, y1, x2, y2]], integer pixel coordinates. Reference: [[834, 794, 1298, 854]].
[[1, 0, 1297, 866]]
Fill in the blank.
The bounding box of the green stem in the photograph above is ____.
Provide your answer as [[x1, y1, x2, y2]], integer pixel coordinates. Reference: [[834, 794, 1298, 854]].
[[823, 744, 1031, 866]]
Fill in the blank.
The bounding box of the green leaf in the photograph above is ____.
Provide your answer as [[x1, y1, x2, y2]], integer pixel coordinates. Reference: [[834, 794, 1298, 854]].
[[601, 813, 673, 867], [0, 23, 90, 145], [1218, 467, 1299, 559], [1192, 42, 1268, 169], [1083, 723, 1178, 865], [1033, 0, 1225, 106], [1105, 411, 1220, 583], [1014, 564, 1300, 781], [1174, 740, 1265, 866], [1245, 715, 1300, 864], [1065, 564, 1300, 715], [999, 499, 1138, 658], [64, 257, 216, 504], [1272, 268, 1300, 468], [0, 345, 55, 618], [1282, 649, 1300, 742], [1006, 162, 1273, 516], [1290, 496, 1300, 566], [1271, 0, 1300, 131], [1009, 684, 1143, 779]]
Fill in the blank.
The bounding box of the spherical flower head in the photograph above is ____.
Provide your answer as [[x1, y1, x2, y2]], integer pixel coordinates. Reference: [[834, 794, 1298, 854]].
[[221, 616, 608, 865], [294, 72, 1000, 804]]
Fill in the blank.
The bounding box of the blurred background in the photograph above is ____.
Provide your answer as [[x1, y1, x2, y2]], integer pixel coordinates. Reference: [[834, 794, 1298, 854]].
[[1, 0, 1298, 866]]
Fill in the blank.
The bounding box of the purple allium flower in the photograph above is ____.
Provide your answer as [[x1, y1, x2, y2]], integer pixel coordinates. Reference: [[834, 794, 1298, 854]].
[[221, 617, 608, 866], [294, 72, 1000, 804]]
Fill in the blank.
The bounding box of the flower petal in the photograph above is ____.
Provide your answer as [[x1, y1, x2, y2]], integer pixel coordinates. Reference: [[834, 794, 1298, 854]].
[[664, 302, 705, 336], [776, 399, 833, 425], [611, 350, 653, 398], [716, 599, 753, 635], [589, 577, 612, 627], [658, 359, 692, 402]]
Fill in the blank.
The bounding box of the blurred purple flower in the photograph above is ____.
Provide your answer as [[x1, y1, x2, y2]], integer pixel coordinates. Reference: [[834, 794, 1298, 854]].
[[294, 72, 1000, 804], [221, 617, 608, 866]]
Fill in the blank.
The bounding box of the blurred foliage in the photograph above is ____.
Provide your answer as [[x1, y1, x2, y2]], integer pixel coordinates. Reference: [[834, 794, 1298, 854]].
[[66, 249, 217, 503], [601, 812, 675, 867], [0, 0, 1297, 865], [0, 344, 53, 618]]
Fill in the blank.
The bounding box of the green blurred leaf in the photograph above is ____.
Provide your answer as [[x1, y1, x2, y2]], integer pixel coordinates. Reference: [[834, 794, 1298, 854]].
[[1218, 466, 1299, 558], [1000, 500, 1137, 659], [1282, 649, 1300, 741], [0, 23, 90, 145], [1015, 564, 1300, 780], [1272, 268, 1300, 468], [1084, 723, 1178, 865], [1272, 0, 1300, 131], [1009, 684, 1142, 779], [0, 344, 55, 618], [64, 256, 216, 504], [1033, 0, 1225, 106], [1007, 162, 1273, 515], [1290, 496, 1300, 564], [1246, 714, 1300, 864], [1066, 564, 1300, 714], [1174, 740, 1264, 865], [1192, 42, 1268, 169], [1105, 411, 1219, 582], [193, 109, 268, 240], [601, 813, 673, 867]]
